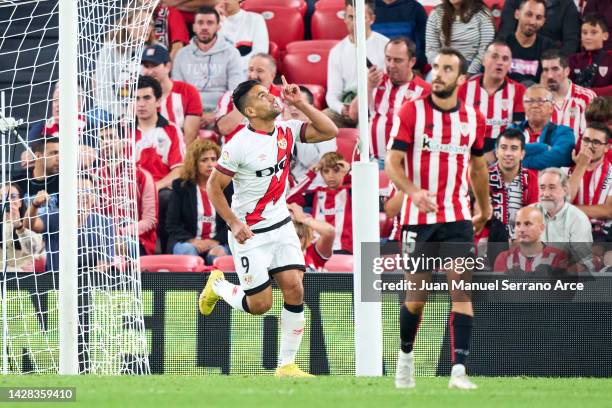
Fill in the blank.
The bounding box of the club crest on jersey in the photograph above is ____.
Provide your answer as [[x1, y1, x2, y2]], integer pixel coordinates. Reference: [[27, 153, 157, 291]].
[[459, 122, 470, 136], [501, 99, 510, 111], [600, 66, 608, 77], [278, 138, 287, 150]]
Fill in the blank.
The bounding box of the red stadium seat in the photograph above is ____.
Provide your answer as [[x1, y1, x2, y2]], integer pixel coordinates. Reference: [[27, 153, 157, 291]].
[[212, 255, 236, 272], [285, 40, 339, 54], [282, 49, 331, 88], [379, 212, 393, 238], [379, 170, 390, 195], [336, 128, 360, 162], [242, 0, 307, 16], [300, 83, 326, 109], [311, 8, 348, 40], [140, 255, 209, 272], [315, 0, 345, 10], [245, 6, 304, 51], [268, 41, 280, 68], [324, 254, 353, 272]]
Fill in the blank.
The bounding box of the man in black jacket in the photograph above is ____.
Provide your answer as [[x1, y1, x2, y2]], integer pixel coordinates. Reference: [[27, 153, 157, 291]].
[[498, 0, 581, 55]]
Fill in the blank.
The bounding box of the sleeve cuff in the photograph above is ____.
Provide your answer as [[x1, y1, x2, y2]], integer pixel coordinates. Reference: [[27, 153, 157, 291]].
[[390, 140, 409, 151], [215, 164, 235, 177]]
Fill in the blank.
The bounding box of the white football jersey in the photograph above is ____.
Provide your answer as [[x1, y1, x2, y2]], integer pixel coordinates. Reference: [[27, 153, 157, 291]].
[[216, 120, 307, 229]]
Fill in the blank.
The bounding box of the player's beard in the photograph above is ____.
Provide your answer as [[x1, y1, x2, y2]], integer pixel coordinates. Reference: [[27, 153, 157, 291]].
[[432, 82, 458, 99]]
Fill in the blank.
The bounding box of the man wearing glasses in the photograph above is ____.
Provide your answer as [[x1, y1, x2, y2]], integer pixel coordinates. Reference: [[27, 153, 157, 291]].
[[568, 122, 612, 242], [510, 84, 575, 169]]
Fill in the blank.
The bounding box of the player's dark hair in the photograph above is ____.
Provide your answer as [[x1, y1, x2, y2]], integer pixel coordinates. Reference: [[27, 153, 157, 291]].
[[137, 75, 162, 100], [496, 128, 526, 150], [345, 0, 375, 13], [386, 36, 417, 59], [437, 47, 468, 75], [232, 79, 261, 116], [518, 0, 546, 12], [31, 136, 60, 154], [299, 86, 314, 105], [586, 122, 611, 143], [195, 6, 220, 23], [582, 13, 608, 33], [585, 96, 612, 124], [540, 49, 569, 69]]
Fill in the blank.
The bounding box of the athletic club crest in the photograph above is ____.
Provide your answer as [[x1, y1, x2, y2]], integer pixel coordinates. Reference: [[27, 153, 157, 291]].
[[278, 138, 287, 149], [459, 122, 470, 136], [599, 66, 608, 77], [501, 99, 510, 111]]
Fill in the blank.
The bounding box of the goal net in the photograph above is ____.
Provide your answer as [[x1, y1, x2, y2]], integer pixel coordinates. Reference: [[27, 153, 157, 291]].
[[0, 0, 157, 374]]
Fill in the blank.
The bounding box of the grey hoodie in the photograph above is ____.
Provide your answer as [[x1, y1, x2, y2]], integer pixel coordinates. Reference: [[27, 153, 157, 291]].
[[172, 35, 244, 110]]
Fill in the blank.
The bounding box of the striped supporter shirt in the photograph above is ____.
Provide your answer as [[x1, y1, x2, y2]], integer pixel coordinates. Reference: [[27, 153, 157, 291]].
[[551, 81, 596, 143], [369, 74, 430, 160]]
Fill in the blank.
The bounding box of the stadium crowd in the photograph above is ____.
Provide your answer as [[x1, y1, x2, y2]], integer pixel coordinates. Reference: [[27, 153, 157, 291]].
[[3, 0, 612, 274]]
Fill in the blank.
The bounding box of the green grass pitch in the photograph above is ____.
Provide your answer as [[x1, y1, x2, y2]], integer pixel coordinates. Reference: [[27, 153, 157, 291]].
[[0, 376, 609, 408]]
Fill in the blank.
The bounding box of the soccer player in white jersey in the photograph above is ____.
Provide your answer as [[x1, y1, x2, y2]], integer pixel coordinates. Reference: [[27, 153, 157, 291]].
[[200, 77, 338, 377], [386, 48, 491, 390]]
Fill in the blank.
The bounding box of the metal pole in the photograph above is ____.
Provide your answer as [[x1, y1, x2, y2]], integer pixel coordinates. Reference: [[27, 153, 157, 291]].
[[58, 0, 80, 375]]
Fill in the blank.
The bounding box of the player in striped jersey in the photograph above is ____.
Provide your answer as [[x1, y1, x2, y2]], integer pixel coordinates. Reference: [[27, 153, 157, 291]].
[[141, 44, 203, 145], [458, 40, 526, 163], [568, 122, 612, 241], [361, 37, 430, 163], [493, 206, 567, 273], [541, 49, 596, 143], [386, 48, 491, 390]]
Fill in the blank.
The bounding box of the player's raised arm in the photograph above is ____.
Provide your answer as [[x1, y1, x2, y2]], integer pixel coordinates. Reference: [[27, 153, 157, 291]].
[[281, 75, 338, 143], [206, 168, 253, 244]]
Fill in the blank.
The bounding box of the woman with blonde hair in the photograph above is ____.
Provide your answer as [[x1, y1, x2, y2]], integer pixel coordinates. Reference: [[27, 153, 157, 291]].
[[166, 139, 231, 264]]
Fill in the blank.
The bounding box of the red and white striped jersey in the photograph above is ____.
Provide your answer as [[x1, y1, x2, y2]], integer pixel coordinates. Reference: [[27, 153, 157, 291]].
[[389, 95, 486, 225], [493, 245, 567, 272], [551, 81, 596, 143], [311, 185, 353, 253], [216, 120, 307, 229], [159, 80, 203, 131], [135, 114, 186, 182], [458, 75, 525, 142], [385, 183, 402, 241], [369, 74, 430, 160], [571, 159, 612, 232], [305, 242, 329, 271], [196, 184, 216, 240]]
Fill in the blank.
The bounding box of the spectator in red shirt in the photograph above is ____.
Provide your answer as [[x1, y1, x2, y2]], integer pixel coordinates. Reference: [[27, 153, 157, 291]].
[[494, 206, 568, 273], [287, 153, 353, 254], [135, 76, 185, 252], [216, 53, 281, 140], [151, 4, 190, 61], [569, 14, 612, 96], [288, 203, 335, 272], [141, 44, 203, 145], [166, 139, 230, 264]]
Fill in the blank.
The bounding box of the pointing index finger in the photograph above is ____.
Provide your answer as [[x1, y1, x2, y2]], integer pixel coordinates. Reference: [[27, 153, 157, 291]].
[[281, 75, 289, 87]]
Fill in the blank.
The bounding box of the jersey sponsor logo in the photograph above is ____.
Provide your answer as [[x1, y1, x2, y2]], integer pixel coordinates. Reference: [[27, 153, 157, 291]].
[[255, 157, 287, 177], [511, 59, 539, 76], [486, 118, 511, 126], [421, 136, 470, 154]]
